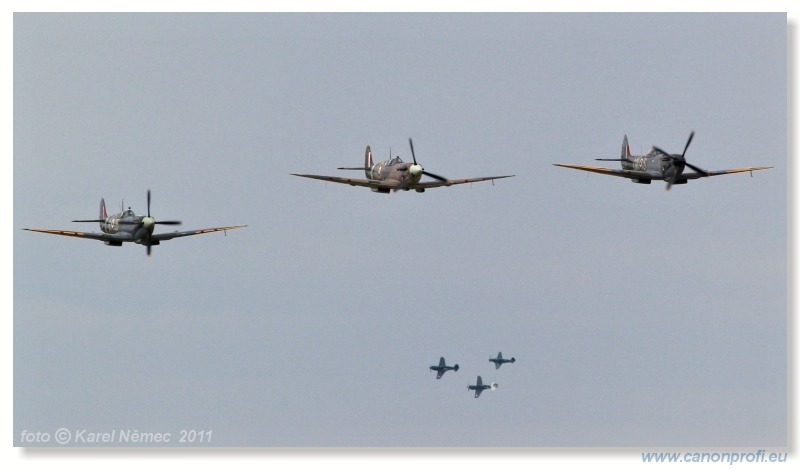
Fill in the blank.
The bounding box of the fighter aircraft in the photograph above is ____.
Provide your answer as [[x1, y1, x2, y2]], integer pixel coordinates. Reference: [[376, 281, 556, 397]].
[[24, 190, 246, 256], [553, 131, 772, 191], [292, 138, 514, 193], [429, 357, 459, 379], [468, 376, 498, 398], [489, 352, 516, 369]]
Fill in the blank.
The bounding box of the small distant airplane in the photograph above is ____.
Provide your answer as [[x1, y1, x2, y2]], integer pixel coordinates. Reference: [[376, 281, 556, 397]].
[[553, 131, 772, 191], [429, 357, 459, 379], [292, 138, 514, 193], [468, 376, 497, 398], [24, 190, 246, 256], [489, 352, 516, 369]]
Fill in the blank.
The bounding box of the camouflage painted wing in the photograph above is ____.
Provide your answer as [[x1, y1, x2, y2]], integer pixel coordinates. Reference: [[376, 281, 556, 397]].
[[679, 166, 773, 180], [151, 225, 247, 242], [23, 228, 134, 242], [553, 163, 773, 182], [412, 175, 515, 189], [291, 174, 397, 191], [552, 164, 656, 180]]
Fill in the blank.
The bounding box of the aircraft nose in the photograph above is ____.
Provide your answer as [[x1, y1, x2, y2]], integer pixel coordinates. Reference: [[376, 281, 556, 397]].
[[409, 164, 423, 177], [142, 216, 155, 230]]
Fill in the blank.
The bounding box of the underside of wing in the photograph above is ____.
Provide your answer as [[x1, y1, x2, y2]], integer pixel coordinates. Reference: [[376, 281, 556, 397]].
[[681, 166, 773, 180], [151, 225, 247, 242], [552, 163, 656, 180], [413, 175, 515, 189], [23, 228, 132, 243], [291, 173, 395, 191], [436, 369, 445, 379]]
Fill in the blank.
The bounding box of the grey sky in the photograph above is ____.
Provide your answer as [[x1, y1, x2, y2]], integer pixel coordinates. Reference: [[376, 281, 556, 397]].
[[12, 12, 786, 449]]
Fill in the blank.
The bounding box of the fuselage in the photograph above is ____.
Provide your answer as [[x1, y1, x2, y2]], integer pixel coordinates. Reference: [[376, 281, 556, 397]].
[[620, 148, 686, 184], [430, 365, 455, 373], [369, 156, 423, 184], [100, 209, 156, 244]]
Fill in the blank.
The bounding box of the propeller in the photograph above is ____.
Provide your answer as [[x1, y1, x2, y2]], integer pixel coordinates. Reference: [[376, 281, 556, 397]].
[[408, 138, 447, 182], [114, 190, 182, 256], [652, 131, 709, 191], [117, 190, 182, 226], [146, 190, 182, 225], [143, 189, 183, 256]]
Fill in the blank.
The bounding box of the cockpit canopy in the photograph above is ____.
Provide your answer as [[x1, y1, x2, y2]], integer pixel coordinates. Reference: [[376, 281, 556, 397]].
[[387, 156, 404, 166], [121, 209, 136, 218]]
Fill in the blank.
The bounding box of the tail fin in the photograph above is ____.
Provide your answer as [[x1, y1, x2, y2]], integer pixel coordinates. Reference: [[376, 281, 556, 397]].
[[621, 135, 631, 160], [364, 146, 374, 178], [596, 135, 632, 163], [99, 198, 107, 228]]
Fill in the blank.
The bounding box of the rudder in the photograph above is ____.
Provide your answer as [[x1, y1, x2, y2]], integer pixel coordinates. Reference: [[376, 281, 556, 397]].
[[364, 146, 374, 178], [621, 135, 631, 160], [99, 198, 108, 228]]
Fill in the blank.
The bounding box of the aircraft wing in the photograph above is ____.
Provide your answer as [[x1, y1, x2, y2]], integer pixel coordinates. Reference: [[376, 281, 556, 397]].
[[474, 388, 483, 398], [436, 369, 445, 379], [293, 173, 514, 191], [23, 228, 134, 242], [413, 175, 515, 189], [291, 174, 397, 191], [554, 164, 772, 182], [679, 166, 773, 181], [552, 164, 655, 180], [151, 225, 247, 242]]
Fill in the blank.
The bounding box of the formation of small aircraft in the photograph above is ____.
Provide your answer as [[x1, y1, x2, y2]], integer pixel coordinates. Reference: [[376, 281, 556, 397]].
[[554, 131, 772, 191], [292, 138, 514, 193], [24, 190, 246, 256], [24, 134, 771, 255], [430, 352, 515, 398]]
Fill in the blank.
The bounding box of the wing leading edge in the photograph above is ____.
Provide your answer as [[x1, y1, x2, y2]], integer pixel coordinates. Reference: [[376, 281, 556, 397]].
[[292, 173, 514, 191], [24, 225, 246, 243], [291, 174, 396, 191], [151, 225, 247, 241], [552, 164, 655, 180], [22, 228, 133, 242], [552, 163, 772, 182]]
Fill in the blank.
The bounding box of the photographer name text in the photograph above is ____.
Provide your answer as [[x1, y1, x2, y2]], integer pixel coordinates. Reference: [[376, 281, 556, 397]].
[[20, 428, 213, 445]]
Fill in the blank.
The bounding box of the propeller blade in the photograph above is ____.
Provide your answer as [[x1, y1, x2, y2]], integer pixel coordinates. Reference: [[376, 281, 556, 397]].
[[408, 138, 417, 165], [407, 138, 450, 182], [423, 170, 447, 182], [666, 173, 678, 191], [155, 220, 182, 225], [681, 131, 695, 158], [147, 189, 151, 218], [652, 146, 673, 159], [685, 162, 709, 177], [146, 244, 152, 256]]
